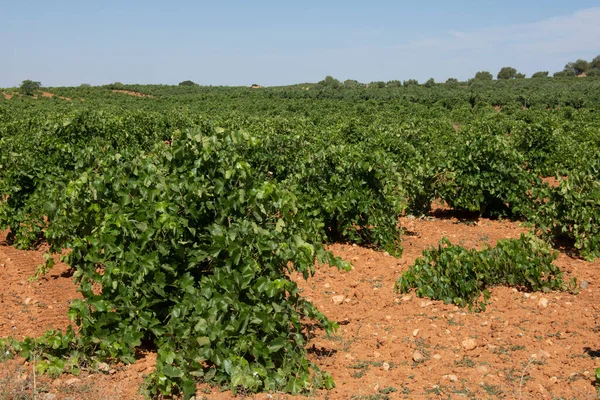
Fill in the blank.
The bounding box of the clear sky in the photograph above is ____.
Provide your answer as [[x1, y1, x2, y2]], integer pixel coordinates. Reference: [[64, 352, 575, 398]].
[[2, 1, 600, 87]]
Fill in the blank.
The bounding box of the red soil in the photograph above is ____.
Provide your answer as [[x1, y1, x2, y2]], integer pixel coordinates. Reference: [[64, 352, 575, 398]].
[[1, 210, 598, 399], [111, 90, 153, 98]]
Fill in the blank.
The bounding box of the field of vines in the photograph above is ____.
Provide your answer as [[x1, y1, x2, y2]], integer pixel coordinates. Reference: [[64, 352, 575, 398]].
[[0, 78, 599, 399]]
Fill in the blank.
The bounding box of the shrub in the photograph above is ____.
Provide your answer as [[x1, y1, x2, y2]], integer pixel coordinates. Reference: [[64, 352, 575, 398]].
[[395, 234, 571, 311]]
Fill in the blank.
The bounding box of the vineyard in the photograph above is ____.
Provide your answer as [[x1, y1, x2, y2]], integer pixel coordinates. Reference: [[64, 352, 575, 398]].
[[0, 78, 599, 399]]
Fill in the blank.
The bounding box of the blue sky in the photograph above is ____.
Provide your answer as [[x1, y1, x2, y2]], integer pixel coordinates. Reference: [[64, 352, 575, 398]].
[[2, 1, 600, 87]]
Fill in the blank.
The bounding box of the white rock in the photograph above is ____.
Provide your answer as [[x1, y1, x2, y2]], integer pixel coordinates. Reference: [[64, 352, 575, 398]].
[[64, 378, 81, 386], [538, 298, 549, 309], [382, 362, 390, 371], [412, 329, 419, 337], [331, 295, 345, 305], [462, 338, 478, 351], [97, 362, 111, 373], [412, 350, 426, 363], [443, 374, 458, 382]]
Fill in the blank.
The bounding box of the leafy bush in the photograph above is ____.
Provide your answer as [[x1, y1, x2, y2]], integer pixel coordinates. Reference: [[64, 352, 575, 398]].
[[37, 127, 348, 397], [435, 127, 538, 218], [395, 234, 571, 311], [529, 167, 600, 260]]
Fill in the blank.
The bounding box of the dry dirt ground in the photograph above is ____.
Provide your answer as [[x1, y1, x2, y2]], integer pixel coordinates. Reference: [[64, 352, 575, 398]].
[[1, 207, 599, 399], [111, 90, 153, 98], [1, 92, 71, 101]]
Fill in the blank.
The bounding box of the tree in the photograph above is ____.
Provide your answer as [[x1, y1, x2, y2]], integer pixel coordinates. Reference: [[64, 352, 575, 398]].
[[403, 79, 418, 87], [572, 59, 590, 75], [424, 78, 435, 87], [516, 73, 526, 79], [386, 80, 401, 88], [20, 80, 41, 96], [531, 71, 549, 78], [553, 70, 575, 78], [445, 77, 459, 86], [317, 76, 341, 89], [343, 79, 362, 88], [80, 83, 91, 87], [179, 80, 197, 86], [586, 68, 600, 77], [591, 55, 600, 70], [497, 67, 518, 80], [474, 71, 493, 81]]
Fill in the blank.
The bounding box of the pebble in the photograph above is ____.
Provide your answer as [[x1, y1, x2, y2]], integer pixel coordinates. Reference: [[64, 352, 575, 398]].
[[480, 321, 488, 326], [64, 378, 81, 386], [412, 329, 419, 337], [477, 365, 489, 374], [580, 281, 589, 289], [331, 295, 345, 305], [39, 394, 56, 400], [549, 376, 558, 384], [538, 298, 549, 309], [432, 354, 441, 360], [412, 350, 426, 363], [97, 362, 111, 373], [462, 338, 478, 351], [443, 374, 458, 382], [373, 351, 381, 358], [537, 349, 551, 359], [402, 295, 412, 302], [420, 301, 433, 308], [382, 362, 390, 371], [323, 283, 330, 288]]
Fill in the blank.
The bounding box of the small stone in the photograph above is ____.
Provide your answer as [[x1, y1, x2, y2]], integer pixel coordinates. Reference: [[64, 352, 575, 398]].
[[523, 293, 532, 299], [420, 301, 432, 308], [432, 354, 442, 360], [323, 283, 330, 288], [538, 298, 549, 309], [477, 365, 489, 374], [97, 362, 111, 373], [538, 384, 551, 400], [344, 298, 351, 303], [385, 315, 391, 320], [373, 351, 381, 358], [402, 295, 412, 302], [412, 329, 419, 337], [345, 353, 355, 360], [383, 251, 390, 257], [64, 378, 81, 386], [537, 349, 551, 359], [24, 298, 32, 305], [549, 376, 558, 384], [580, 281, 589, 289], [39, 394, 56, 400], [480, 321, 488, 326], [332, 295, 345, 305], [443, 374, 458, 382], [382, 362, 390, 371], [462, 338, 478, 351], [412, 350, 426, 363]]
